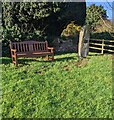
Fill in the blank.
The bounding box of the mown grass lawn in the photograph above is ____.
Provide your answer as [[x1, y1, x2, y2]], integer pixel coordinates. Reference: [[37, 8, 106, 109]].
[[1, 53, 112, 118]]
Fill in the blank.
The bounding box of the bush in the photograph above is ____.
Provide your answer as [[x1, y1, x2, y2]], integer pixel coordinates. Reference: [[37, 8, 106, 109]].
[[61, 22, 81, 40], [91, 32, 114, 40]]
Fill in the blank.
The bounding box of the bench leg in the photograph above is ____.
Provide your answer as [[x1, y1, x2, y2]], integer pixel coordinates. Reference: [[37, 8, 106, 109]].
[[45, 55, 49, 60], [48, 54, 54, 61], [12, 55, 18, 67], [44, 55, 54, 61], [52, 54, 54, 61]]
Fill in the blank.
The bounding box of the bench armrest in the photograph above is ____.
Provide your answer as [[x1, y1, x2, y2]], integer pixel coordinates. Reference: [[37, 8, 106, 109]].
[[11, 49, 16, 55], [48, 47, 54, 53], [11, 49, 16, 52]]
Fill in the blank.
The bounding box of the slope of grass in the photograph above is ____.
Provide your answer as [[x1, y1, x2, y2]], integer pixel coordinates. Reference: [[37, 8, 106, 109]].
[[1, 53, 112, 118]]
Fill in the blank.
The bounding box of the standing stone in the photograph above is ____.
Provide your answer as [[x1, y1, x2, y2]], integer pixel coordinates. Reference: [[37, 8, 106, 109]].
[[78, 25, 90, 60]]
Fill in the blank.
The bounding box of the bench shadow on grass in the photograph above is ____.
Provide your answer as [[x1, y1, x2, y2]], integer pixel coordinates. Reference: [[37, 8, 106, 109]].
[[1, 56, 76, 66], [18, 57, 76, 67], [2, 53, 104, 66], [58, 56, 76, 61], [1, 57, 38, 65]]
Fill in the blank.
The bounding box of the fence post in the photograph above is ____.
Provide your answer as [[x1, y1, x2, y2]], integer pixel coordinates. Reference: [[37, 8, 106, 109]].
[[101, 39, 104, 54]]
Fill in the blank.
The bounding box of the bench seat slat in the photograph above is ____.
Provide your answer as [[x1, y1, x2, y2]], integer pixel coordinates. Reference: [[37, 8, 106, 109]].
[[16, 51, 52, 55], [16, 52, 53, 58]]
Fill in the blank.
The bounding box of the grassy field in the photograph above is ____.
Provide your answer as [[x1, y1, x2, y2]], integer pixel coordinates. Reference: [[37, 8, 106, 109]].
[[1, 53, 112, 118]]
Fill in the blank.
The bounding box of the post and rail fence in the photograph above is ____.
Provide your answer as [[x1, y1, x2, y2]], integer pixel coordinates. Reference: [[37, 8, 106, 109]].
[[89, 39, 114, 54]]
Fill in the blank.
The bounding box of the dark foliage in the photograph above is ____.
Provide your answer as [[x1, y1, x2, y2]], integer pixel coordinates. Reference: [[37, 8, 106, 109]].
[[91, 32, 114, 40], [2, 2, 86, 56]]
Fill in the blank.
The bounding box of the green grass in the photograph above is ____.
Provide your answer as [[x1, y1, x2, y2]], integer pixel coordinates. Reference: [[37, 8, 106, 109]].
[[1, 53, 112, 118]]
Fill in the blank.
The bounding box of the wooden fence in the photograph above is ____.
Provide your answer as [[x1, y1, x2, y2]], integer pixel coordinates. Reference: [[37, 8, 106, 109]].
[[89, 39, 114, 54]]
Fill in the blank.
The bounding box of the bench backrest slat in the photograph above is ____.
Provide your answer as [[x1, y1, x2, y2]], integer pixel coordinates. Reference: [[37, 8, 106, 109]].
[[13, 43, 16, 49], [10, 41, 48, 53], [40, 43, 42, 51], [25, 44, 29, 52], [23, 44, 25, 52], [20, 43, 23, 52], [17, 44, 20, 52]]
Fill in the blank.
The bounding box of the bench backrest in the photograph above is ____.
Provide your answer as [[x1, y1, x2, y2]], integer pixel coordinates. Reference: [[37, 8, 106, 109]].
[[10, 41, 48, 53]]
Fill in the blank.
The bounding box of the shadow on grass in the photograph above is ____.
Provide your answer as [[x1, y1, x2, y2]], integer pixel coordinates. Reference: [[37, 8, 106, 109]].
[[1, 57, 12, 65], [52, 57, 76, 62], [55, 51, 77, 56], [1, 57, 38, 65], [88, 53, 102, 56], [1, 56, 76, 66], [18, 57, 76, 67]]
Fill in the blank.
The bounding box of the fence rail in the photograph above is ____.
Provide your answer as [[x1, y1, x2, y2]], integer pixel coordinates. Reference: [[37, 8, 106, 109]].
[[89, 39, 114, 54]]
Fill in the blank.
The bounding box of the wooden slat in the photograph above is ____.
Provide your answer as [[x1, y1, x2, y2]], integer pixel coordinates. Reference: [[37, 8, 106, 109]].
[[37, 43, 39, 51], [42, 43, 44, 51], [13, 61, 16, 64], [12, 55, 16, 58], [89, 46, 102, 50], [21, 44, 23, 52], [44, 43, 46, 51], [28, 43, 31, 52], [26, 44, 29, 52], [22, 44, 25, 52], [17, 44, 20, 52], [90, 39, 114, 42], [10, 41, 53, 52], [90, 46, 114, 52], [33, 44, 35, 51], [23, 44, 26, 52], [104, 40, 114, 42], [45, 41, 48, 51], [12, 41, 46, 44], [39, 43, 42, 51], [43, 43, 45, 51], [13, 43, 16, 49], [89, 43, 102, 46], [39, 43, 41, 51], [90, 39, 103, 42], [34, 44, 37, 51], [19, 43, 22, 52], [24, 43, 27, 52], [40, 43, 42, 51], [104, 49, 114, 52], [35, 43, 37, 51], [104, 44, 114, 48], [41, 43, 44, 51]]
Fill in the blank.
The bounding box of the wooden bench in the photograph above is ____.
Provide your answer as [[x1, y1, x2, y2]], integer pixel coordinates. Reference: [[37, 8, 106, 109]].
[[10, 41, 54, 66]]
